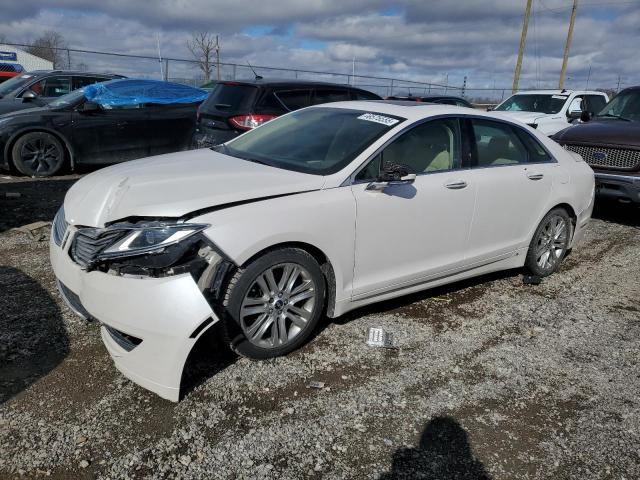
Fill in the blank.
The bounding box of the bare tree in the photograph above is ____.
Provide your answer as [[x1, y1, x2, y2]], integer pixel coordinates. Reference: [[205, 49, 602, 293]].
[[186, 32, 219, 82], [0, 34, 7, 45], [26, 31, 68, 69]]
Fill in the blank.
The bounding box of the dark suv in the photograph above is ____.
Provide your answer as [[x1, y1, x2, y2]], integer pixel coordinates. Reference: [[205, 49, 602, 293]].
[[193, 79, 381, 146], [553, 86, 640, 204], [0, 70, 125, 115]]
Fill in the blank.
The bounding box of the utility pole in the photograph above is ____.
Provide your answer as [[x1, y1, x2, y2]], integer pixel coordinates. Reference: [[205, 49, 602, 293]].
[[512, 0, 533, 94], [616, 75, 621, 92], [559, 0, 578, 89], [215, 35, 220, 81]]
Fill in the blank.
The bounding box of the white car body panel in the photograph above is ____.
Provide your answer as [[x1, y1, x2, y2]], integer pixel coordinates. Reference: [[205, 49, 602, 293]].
[[50, 101, 595, 401], [64, 149, 325, 227], [494, 90, 609, 136], [350, 171, 476, 298]]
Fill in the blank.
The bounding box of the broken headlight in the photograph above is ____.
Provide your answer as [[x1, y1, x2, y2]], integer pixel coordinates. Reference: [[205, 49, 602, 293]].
[[100, 222, 209, 259]]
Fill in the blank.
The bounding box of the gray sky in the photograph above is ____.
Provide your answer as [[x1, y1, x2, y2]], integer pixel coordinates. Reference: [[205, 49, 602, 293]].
[[1, 0, 638, 95]]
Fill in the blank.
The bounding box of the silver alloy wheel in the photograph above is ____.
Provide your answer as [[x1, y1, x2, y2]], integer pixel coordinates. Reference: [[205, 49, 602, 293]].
[[535, 214, 568, 270], [240, 263, 317, 349]]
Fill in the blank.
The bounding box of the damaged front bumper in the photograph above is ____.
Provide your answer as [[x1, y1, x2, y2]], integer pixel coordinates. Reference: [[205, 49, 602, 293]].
[[50, 225, 222, 402]]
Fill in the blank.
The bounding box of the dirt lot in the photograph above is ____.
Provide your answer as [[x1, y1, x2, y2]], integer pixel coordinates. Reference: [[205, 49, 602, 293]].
[[0, 174, 638, 480]]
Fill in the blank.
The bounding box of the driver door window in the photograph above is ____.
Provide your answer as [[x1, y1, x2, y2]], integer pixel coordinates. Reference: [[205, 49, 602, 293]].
[[26, 76, 71, 98], [356, 118, 460, 181]]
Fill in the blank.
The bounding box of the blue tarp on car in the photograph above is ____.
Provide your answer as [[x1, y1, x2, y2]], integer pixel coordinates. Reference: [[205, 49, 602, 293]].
[[83, 79, 208, 106]]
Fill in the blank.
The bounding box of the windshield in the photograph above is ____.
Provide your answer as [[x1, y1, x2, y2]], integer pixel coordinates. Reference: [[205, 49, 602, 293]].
[[224, 107, 404, 175], [495, 94, 567, 114], [48, 88, 86, 109], [0, 73, 34, 97], [596, 90, 640, 121]]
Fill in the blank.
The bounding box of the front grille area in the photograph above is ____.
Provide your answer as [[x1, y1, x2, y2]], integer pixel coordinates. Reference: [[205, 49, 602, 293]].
[[564, 144, 640, 171], [52, 207, 68, 246], [70, 228, 125, 267]]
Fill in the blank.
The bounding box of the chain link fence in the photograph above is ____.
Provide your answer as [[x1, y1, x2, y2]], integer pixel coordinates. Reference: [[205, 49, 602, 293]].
[[2, 43, 618, 104]]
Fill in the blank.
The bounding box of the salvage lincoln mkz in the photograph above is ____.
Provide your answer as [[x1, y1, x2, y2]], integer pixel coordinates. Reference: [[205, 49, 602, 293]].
[[50, 101, 595, 401]]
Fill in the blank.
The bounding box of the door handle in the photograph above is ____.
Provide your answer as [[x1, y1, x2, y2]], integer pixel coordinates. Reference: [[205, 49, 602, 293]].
[[526, 172, 544, 180], [117, 121, 129, 127], [444, 180, 468, 189]]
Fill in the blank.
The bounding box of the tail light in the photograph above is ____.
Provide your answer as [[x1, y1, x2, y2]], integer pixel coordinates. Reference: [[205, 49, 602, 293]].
[[229, 114, 278, 131]]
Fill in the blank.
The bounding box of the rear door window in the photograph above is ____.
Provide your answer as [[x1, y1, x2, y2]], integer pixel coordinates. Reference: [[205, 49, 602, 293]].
[[274, 89, 312, 110], [312, 89, 350, 105], [73, 76, 109, 89], [26, 76, 71, 97], [201, 83, 258, 113], [471, 119, 529, 167]]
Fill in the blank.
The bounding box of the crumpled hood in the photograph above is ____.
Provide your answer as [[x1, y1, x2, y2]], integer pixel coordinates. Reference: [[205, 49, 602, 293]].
[[64, 149, 326, 227], [493, 111, 551, 125]]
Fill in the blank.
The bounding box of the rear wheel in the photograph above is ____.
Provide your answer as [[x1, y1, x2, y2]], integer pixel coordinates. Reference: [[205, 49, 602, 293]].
[[525, 208, 572, 277], [12, 132, 65, 177], [222, 248, 326, 359]]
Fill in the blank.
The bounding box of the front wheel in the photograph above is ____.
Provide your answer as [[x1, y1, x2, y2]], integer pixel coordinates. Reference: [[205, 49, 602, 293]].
[[222, 248, 326, 359], [525, 208, 572, 277], [12, 132, 65, 177]]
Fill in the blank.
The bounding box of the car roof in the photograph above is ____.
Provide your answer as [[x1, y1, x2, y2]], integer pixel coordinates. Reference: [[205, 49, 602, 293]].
[[511, 89, 604, 95], [218, 78, 369, 89], [315, 100, 482, 120], [390, 94, 467, 100], [26, 70, 125, 77]]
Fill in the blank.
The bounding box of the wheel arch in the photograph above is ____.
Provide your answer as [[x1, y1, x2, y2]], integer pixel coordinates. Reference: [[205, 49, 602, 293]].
[[5, 127, 75, 172], [235, 240, 339, 318]]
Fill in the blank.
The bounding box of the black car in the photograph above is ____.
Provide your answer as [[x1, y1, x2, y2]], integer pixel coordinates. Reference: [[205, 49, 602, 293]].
[[385, 94, 473, 108], [0, 81, 202, 177], [553, 86, 640, 204], [193, 79, 382, 146], [0, 70, 125, 115]]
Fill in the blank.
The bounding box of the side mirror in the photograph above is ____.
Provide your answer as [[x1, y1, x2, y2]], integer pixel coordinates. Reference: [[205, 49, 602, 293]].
[[567, 110, 582, 120], [79, 101, 100, 112], [366, 161, 416, 191], [580, 110, 592, 123], [21, 90, 38, 102]]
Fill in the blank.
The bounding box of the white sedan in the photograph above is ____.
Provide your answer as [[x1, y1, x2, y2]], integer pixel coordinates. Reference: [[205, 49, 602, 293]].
[[50, 102, 595, 401]]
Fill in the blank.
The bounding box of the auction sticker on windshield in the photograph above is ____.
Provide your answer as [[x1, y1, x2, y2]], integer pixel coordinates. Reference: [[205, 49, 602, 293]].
[[358, 113, 400, 126]]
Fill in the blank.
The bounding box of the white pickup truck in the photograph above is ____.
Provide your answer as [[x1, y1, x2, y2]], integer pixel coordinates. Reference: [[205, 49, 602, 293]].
[[492, 90, 609, 136]]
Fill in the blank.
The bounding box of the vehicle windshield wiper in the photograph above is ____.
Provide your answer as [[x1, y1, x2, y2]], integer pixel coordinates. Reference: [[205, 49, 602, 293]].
[[212, 144, 272, 166], [599, 113, 632, 122], [214, 103, 232, 109]]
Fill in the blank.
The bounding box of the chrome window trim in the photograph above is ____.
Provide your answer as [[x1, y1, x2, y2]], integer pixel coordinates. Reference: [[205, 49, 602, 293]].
[[344, 113, 559, 186]]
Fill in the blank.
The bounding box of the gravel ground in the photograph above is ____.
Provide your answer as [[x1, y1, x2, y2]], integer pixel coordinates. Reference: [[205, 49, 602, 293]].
[[0, 175, 639, 480]]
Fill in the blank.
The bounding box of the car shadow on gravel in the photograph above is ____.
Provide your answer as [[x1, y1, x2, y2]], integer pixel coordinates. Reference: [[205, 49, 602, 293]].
[[379, 416, 491, 480], [180, 323, 237, 400], [334, 269, 518, 327], [592, 200, 640, 228], [0, 177, 79, 233], [0, 266, 69, 404]]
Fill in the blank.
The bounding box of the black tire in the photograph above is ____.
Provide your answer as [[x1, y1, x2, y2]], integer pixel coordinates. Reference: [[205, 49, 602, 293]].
[[525, 208, 572, 277], [12, 132, 66, 177], [222, 248, 326, 359]]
